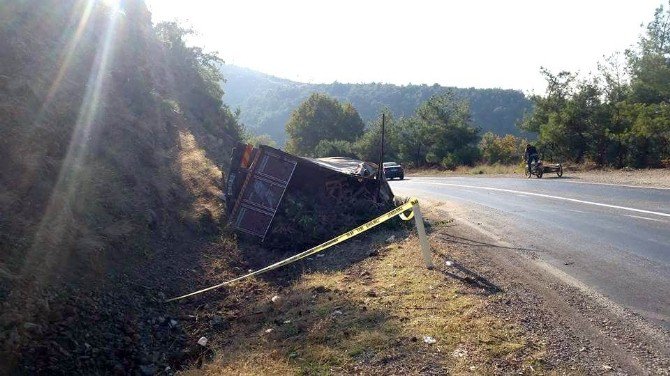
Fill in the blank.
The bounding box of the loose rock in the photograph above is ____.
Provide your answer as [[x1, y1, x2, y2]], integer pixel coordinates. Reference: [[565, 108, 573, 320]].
[[423, 336, 437, 344]]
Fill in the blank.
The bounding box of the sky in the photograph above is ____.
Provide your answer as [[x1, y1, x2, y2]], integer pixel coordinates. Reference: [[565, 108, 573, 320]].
[[145, 0, 664, 94]]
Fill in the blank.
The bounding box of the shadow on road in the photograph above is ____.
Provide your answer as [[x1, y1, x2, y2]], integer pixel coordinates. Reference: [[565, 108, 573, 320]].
[[437, 233, 539, 253], [543, 176, 577, 180], [433, 252, 502, 295]]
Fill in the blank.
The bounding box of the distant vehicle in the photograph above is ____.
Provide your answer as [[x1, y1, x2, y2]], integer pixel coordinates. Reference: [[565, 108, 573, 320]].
[[383, 162, 404, 180], [525, 160, 563, 178], [525, 160, 544, 178]]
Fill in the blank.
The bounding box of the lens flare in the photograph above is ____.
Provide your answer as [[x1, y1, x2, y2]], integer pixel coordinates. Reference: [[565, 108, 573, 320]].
[[24, 0, 122, 280]]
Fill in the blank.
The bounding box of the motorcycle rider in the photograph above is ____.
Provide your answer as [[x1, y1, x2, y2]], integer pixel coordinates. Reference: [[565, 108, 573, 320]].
[[524, 143, 539, 177]]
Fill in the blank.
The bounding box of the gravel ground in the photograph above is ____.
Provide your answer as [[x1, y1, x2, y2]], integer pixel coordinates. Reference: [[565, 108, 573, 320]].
[[421, 200, 670, 375], [567, 169, 670, 189], [409, 167, 670, 189]]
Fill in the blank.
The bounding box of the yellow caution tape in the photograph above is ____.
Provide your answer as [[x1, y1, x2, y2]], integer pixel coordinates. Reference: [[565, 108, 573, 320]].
[[166, 198, 419, 302], [399, 207, 414, 221]]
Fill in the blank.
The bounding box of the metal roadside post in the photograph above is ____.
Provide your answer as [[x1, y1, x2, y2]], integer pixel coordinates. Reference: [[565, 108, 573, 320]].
[[412, 202, 434, 269]]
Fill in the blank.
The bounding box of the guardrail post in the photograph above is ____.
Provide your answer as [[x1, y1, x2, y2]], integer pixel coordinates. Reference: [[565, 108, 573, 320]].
[[412, 202, 434, 269]]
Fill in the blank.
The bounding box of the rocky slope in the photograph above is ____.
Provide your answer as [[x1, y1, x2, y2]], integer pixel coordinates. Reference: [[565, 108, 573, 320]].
[[0, 0, 242, 372]]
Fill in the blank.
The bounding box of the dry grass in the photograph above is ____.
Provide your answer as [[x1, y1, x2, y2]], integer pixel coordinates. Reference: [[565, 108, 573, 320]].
[[458, 163, 525, 175], [408, 163, 524, 176], [568, 168, 670, 188], [186, 233, 545, 375], [177, 129, 224, 223], [407, 163, 670, 188]]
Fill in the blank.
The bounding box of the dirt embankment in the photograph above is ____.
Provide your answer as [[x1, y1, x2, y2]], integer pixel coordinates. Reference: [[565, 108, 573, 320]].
[[0, 0, 242, 373]]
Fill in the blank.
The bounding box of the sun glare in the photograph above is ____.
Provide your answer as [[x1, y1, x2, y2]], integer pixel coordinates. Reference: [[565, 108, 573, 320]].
[[26, 0, 122, 281], [100, 0, 121, 11]]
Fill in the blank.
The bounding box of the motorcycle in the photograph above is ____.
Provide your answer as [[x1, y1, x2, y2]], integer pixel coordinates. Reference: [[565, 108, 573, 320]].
[[525, 160, 564, 179], [525, 160, 544, 178]]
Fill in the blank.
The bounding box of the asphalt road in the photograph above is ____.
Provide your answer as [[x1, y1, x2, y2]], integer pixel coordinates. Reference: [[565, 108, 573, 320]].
[[389, 175, 670, 329]]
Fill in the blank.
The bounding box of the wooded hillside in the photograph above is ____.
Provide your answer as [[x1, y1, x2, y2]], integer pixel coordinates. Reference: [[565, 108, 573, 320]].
[[220, 65, 532, 145]]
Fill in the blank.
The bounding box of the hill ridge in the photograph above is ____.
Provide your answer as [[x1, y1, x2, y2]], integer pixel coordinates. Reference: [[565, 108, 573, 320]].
[[220, 64, 533, 145]]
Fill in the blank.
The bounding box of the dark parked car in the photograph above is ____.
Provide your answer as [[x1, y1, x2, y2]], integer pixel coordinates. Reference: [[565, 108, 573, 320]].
[[383, 162, 404, 180]]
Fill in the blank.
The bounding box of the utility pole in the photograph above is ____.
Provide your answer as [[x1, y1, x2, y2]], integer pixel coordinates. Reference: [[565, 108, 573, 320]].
[[376, 113, 385, 202]]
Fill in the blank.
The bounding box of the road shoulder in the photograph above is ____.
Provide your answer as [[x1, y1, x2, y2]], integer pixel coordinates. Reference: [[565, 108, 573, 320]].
[[566, 169, 670, 189], [407, 167, 670, 189], [420, 198, 670, 375]]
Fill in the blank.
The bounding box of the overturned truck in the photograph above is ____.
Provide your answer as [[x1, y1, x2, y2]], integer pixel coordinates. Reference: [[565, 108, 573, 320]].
[[225, 143, 395, 248]]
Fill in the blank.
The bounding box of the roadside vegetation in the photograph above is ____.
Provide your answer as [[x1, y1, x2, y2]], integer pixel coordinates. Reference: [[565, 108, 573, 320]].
[[408, 164, 526, 177], [278, 3, 670, 170]]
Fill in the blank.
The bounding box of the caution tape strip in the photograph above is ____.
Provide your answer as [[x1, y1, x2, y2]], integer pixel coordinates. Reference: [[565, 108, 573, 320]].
[[166, 198, 419, 302]]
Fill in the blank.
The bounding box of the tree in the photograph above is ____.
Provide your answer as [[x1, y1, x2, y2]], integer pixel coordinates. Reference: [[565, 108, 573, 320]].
[[520, 68, 576, 135], [415, 93, 480, 168], [353, 108, 399, 162], [479, 132, 526, 164], [521, 69, 612, 163], [617, 102, 670, 167], [156, 22, 243, 141], [628, 2, 670, 104], [285, 93, 364, 156], [598, 52, 630, 104], [383, 93, 480, 168], [516, 4, 670, 168], [622, 2, 670, 166], [246, 133, 277, 148], [314, 139, 357, 158], [394, 117, 426, 167]]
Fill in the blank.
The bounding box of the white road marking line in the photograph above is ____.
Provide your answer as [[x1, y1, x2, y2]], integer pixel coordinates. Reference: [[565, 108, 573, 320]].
[[413, 182, 670, 218], [568, 209, 586, 213], [561, 179, 670, 190], [625, 215, 666, 223], [407, 176, 670, 190]]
